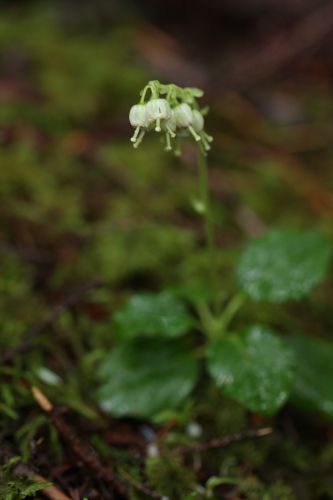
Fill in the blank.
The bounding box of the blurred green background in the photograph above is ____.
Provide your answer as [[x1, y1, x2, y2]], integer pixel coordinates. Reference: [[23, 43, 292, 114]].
[[1, 1, 333, 498]]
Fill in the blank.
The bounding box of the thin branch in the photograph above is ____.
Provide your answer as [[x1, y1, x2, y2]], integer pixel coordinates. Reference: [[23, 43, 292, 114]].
[[31, 474, 72, 500], [174, 427, 273, 455], [32, 387, 163, 499], [0, 444, 71, 500], [32, 387, 127, 497]]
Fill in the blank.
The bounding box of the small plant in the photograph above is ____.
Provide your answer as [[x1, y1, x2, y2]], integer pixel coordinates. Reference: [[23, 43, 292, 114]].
[[96, 80, 333, 422], [0, 458, 51, 500]]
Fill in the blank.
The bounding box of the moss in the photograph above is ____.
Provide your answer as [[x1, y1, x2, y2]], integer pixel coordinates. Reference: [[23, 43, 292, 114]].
[[146, 453, 196, 499]]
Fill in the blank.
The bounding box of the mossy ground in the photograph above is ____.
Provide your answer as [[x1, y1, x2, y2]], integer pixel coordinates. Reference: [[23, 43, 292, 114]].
[[1, 4, 333, 499]]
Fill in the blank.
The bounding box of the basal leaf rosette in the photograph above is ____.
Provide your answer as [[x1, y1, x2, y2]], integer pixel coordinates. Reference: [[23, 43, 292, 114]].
[[288, 335, 333, 419], [95, 339, 199, 418], [207, 325, 295, 415], [237, 228, 332, 303], [112, 291, 193, 340]]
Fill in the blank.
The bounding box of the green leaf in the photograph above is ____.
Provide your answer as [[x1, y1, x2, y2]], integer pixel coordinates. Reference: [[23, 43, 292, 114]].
[[237, 229, 332, 303], [288, 335, 333, 418], [207, 325, 294, 415], [113, 292, 193, 340], [95, 339, 199, 418], [186, 87, 204, 98]]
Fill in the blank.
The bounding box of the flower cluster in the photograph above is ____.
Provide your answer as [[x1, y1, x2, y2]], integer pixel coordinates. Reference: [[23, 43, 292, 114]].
[[129, 80, 213, 154]]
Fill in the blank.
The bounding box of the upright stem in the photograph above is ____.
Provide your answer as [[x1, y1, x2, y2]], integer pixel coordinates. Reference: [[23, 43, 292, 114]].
[[197, 150, 217, 305], [217, 291, 246, 333]]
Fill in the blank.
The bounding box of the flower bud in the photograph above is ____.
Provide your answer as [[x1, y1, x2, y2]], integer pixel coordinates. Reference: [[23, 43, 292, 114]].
[[192, 110, 204, 132], [129, 104, 148, 128], [174, 103, 193, 128]]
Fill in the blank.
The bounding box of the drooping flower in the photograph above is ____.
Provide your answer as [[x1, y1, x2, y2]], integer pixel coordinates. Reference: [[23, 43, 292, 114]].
[[192, 110, 204, 132], [146, 98, 171, 132], [191, 109, 213, 151], [129, 104, 149, 148], [174, 103, 200, 142], [128, 80, 213, 153]]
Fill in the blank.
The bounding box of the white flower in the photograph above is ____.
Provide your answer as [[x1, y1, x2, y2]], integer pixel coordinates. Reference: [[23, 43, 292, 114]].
[[129, 104, 148, 127], [129, 104, 149, 147], [174, 103, 201, 142], [129, 81, 213, 151], [174, 103, 193, 128], [192, 110, 204, 132], [192, 109, 212, 152], [146, 98, 171, 120], [146, 98, 171, 132]]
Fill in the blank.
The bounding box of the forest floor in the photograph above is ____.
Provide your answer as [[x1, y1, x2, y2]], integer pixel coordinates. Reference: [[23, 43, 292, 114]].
[[1, 4, 333, 499]]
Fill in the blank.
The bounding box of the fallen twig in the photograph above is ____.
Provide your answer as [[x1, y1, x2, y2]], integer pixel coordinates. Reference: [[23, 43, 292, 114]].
[[0, 443, 71, 500], [32, 387, 127, 497], [174, 427, 273, 455], [32, 387, 164, 499], [30, 474, 72, 500]]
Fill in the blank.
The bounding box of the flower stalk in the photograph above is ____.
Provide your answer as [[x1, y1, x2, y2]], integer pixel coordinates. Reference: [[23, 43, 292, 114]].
[[129, 80, 218, 303]]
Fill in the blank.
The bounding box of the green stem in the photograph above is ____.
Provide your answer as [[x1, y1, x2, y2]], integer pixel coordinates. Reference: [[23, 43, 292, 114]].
[[139, 84, 149, 103], [197, 292, 246, 340], [140, 81, 158, 103], [197, 149, 217, 307], [217, 291, 246, 333]]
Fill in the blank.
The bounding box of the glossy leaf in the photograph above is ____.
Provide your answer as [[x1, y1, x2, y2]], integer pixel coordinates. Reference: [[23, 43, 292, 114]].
[[113, 291, 193, 340], [237, 229, 332, 303], [207, 325, 294, 415], [95, 339, 199, 418], [288, 335, 333, 418]]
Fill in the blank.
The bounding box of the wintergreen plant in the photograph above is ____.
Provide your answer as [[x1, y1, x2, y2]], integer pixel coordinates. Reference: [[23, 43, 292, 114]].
[[95, 80, 333, 423]]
